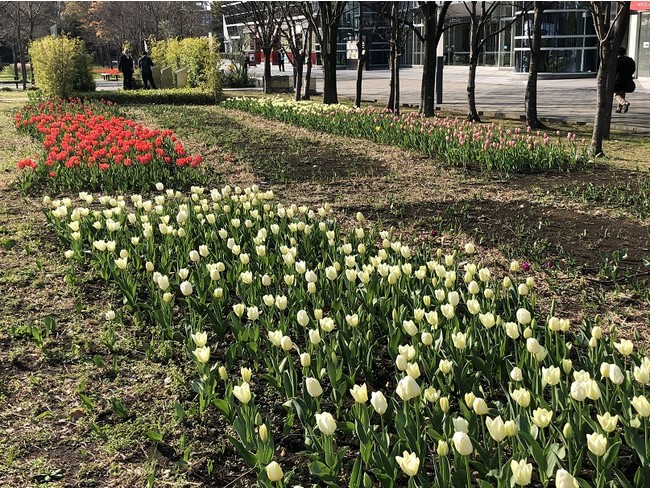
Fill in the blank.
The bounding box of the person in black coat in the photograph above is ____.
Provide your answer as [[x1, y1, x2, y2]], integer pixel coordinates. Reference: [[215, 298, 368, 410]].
[[118, 49, 135, 90], [614, 47, 636, 113], [138, 51, 156, 89]]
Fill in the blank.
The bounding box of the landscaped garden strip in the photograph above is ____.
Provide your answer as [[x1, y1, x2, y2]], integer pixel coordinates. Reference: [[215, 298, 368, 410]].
[[12, 95, 649, 486], [221, 97, 590, 174], [43, 181, 650, 487], [15, 98, 205, 193]]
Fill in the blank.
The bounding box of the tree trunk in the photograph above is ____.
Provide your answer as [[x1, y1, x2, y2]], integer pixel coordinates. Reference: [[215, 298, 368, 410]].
[[590, 2, 630, 156], [12, 43, 19, 82], [294, 54, 304, 101], [467, 11, 481, 122], [591, 45, 611, 157], [395, 52, 400, 114], [263, 46, 272, 94], [420, 4, 437, 117], [467, 54, 480, 122], [387, 44, 395, 110], [321, 26, 339, 104], [355, 47, 364, 107], [354, 2, 365, 108], [525, 3, 547, 129], [304, 33, 313, 100], [16, 5, 27, 91], [387, 1, 397, 112]]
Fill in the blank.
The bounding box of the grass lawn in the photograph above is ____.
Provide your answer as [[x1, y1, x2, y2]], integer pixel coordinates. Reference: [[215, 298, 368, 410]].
[[0, 93, 649, 487]]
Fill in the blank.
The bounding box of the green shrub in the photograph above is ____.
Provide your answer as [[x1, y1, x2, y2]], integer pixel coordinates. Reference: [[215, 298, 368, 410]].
[[29, 36, 95, 97], [77, 88, 217, 105], [151, 37, 221, 98]]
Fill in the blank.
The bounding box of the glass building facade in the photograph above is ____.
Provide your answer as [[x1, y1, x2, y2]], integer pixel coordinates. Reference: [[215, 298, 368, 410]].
[[512, 3, 598, 74], [222, 1, 645, 77]]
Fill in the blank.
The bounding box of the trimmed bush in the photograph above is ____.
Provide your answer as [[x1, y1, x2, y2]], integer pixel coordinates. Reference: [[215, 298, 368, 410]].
[[29, 36, 95, 97], [77, 88, 217, 105], [151, 37, 221, 98]]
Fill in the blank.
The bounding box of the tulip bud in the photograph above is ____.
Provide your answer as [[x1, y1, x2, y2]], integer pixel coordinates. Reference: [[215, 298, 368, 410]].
[[217, 365, 227, 381], [510, 367, 523, 382], [309, 328, 321, 345], [194, 346, 210, 364], [396, 376, 421, 401], [562, 422, 573, 439], [586, 432, 607, 457], [486, 416, 506, 442], [350, 384, 368, 404], [631, 395, 650, 417], [452, 431, 473, 456], [280, 336, 293, 351], [614, 339, 634, 356], [315, 412, 337, 435], [241, 367, 252, 383], [516, 308, 532, 325], [370, 391, 388, 415], [300, 352, 311, 368], [555, 469, 578, 488], [395, 451, 420, 477], [259, 424, 268, 443], [436, 440, 449, 456], [511, 459, 533, 486], [439, 359, 453, 374], [473, 398, 488, 415], [266, 461, 283, 482], [305, 378, 323, 398], [464, 392, 476, 408], [439, 396, 450, 413], [233, 382, 252, 404], [504, 420, 519, 437]]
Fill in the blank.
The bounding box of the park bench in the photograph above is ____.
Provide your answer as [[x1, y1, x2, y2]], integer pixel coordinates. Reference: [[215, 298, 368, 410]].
[[0, 79, 23, 89], [101, 73, 120, 81]]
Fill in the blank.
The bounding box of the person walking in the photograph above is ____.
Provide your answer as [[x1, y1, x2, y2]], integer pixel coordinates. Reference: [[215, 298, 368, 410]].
[[138, 51, 157, 89], [278, 50, 285, 72], [614, 47, 636, 113], [118, 49, 135, 90]]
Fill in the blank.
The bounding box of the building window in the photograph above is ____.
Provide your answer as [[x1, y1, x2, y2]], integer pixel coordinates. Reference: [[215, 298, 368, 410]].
[[513, 3, 597, 74]]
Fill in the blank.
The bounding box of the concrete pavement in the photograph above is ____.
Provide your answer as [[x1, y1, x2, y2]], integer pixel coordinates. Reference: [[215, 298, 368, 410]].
[[244, 64, 650, 133]]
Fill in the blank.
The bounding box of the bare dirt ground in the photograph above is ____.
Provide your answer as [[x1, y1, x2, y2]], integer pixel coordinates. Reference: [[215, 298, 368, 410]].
[[0, 98, 648, 487]]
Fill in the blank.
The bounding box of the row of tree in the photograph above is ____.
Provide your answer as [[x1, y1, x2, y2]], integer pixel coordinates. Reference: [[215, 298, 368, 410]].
[[233, 1, 631, 156], [0, 1, 213, 89], [0, 1, 632, 155]]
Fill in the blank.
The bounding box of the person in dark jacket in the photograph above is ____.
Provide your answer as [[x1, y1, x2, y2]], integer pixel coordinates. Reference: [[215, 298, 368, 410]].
[[614, 47, 636, 113], [118, 49, 135, 90], [138, 51, 156, 89]]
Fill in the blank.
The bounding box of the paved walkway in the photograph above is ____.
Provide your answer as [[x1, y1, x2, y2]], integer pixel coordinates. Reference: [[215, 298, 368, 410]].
[[244, 64, 650, 133]]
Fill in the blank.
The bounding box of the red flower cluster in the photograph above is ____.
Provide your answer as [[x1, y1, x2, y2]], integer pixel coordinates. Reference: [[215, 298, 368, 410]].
[[16, 157, 37, 170], [16, 98, 202, 175], [92, 68, 120, 75]]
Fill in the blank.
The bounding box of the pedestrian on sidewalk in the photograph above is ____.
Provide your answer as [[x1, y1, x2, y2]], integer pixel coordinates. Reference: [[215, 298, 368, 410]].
[[278, 50, 285, 72], [118, 49, 135, 90], [138, 51, 157, 89], [614, 47, 636, 113]]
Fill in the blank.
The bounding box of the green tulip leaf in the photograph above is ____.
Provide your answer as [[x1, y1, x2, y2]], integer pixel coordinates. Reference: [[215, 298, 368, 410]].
[[349, 457, 362, 487], [623, 429, 646, 466], [634, 465, 650, 487], [612, 467, 634, 488], [227, 435, 257, 468], [518, 431, 547, 473], [602, 438, 621, 468]]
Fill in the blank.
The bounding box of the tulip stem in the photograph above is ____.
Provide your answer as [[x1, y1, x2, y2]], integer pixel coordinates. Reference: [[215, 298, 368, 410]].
[[643, 417, 650, 462], [465, 456, 472, 487], [497, 442, 502, 472]]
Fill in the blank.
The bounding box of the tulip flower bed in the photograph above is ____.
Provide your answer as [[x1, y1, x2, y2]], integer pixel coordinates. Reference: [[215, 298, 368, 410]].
[[221, 97, 589, 174], [44, 183, 650, 487], [15, 98, 205, 193]]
